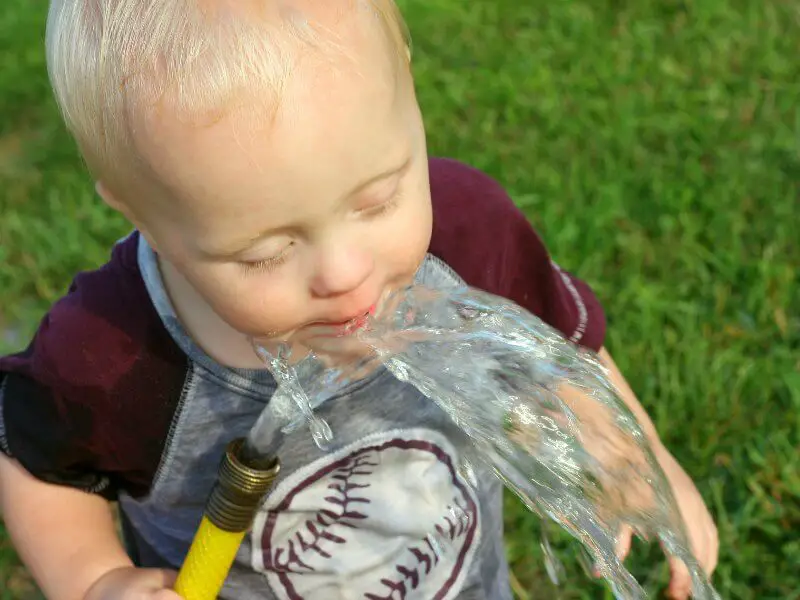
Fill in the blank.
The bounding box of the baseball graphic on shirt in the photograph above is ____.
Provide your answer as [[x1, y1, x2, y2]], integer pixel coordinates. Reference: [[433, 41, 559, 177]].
[[251, 429, 481, 599]]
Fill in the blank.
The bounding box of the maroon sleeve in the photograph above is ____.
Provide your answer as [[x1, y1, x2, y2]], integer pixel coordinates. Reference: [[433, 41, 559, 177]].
[[0, 234, 187, 498], [427, 157, 606, 351]]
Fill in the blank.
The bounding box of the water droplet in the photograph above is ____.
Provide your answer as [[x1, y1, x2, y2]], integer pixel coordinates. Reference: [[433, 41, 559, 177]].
[[310, 416, 334, 450], [449, 504, 465, 527], [540, 525, 565, 586], [577, 547, 596, 579], [426, 530, 449, 558], [458, 456, 479, 489]]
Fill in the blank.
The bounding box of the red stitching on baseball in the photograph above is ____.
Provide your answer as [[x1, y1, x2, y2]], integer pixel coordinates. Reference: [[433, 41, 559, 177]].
[[271, 538, 313, 574], [260, 439, 481, 600], [411, 548, 433, 573], [364, 497, 475, 600], [266, 453, 379, 574]]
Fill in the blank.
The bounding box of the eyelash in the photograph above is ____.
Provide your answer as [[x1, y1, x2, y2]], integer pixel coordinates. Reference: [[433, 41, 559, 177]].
[[359, 190, 402, 217], [240, 244, 293, 275], [239, 191, 403, 275]]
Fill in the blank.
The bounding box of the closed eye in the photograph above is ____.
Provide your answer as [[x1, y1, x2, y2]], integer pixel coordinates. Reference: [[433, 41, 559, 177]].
[[357, 190, 402, 218], [240, 242, 294, 275]]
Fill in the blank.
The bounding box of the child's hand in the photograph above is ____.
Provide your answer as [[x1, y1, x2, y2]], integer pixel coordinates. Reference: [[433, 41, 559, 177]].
[[616, 449, 719, 600], [584, 349, 719, 598], [84, 566, 182, 600]]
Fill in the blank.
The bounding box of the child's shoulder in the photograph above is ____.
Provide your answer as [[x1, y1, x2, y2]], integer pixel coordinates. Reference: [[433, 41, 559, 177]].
[[428, 156, 538, 281], [428, 156, 520, 220], [1, 234, 185, 393], [0, 234, 187, 496], [427, 157, 606, 352]]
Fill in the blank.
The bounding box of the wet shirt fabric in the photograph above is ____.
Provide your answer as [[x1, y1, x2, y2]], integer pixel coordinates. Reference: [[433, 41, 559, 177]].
[[0, 158, 606, 599]]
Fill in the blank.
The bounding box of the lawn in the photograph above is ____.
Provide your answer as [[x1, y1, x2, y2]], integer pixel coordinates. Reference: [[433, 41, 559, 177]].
[[1, 0, 798, 598]]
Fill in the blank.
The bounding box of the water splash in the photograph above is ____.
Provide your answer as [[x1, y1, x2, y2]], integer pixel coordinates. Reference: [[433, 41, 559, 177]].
[[251, 343, 334, 451], [245, 284, 721, 600], [540, 520, 566, 586]]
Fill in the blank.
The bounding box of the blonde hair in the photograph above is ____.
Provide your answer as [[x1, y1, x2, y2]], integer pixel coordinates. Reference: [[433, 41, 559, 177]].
[[45, 0, 411, 185]]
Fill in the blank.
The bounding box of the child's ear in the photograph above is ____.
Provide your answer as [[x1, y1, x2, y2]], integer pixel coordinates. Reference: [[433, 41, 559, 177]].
[[95, 180, 161, 253]]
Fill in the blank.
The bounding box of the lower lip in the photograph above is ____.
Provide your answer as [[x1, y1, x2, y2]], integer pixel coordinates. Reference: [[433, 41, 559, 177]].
[[344, 313, 370, 332], [309, 305, 377, 336]]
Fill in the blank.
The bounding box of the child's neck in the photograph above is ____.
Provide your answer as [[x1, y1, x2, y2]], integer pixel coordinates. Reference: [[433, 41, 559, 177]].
[[158, 256, 268, 370]]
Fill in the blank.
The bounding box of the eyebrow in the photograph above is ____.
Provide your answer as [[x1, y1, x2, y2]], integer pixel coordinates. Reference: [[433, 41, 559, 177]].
[[203, 156, 411, 260]]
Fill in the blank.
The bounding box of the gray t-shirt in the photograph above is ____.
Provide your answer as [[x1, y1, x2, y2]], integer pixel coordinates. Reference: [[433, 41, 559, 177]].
[[119, 236, 512, 599]]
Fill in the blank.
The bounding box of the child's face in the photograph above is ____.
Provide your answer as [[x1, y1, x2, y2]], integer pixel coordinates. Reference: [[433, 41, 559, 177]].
[[113, 9, 431, 347]]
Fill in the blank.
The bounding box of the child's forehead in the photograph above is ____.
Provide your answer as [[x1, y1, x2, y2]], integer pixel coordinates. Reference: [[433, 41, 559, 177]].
[[119, 0, 405, 198], [131, 0, 399, 119], [129, 31, 410, 223], [62, 0, 409, 199]]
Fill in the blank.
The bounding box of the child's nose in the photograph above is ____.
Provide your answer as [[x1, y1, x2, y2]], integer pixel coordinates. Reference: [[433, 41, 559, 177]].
[[310, 244, 374, 299]]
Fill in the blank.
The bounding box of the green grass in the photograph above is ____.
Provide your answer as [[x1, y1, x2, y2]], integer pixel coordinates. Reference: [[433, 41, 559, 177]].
[[2, 0, 799, 598]]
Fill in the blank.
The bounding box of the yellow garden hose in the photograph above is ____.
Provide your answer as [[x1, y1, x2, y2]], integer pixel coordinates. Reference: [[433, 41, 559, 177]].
[[174, 438, 280, 600]]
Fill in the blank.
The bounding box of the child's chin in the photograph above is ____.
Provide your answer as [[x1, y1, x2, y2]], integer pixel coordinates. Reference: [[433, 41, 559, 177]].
[[302, 334, 375, 361], [251, 324, 382, 371]]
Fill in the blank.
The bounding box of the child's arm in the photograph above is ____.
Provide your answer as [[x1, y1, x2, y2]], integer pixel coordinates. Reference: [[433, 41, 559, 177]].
[[596, 348, 719, 600], [0, 454, 178, 600]]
